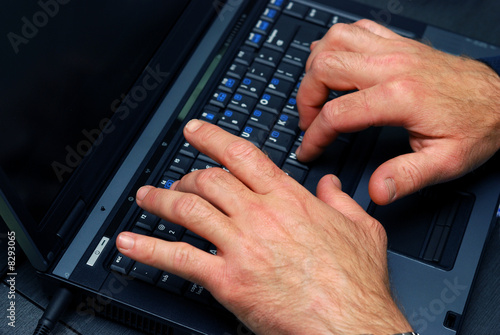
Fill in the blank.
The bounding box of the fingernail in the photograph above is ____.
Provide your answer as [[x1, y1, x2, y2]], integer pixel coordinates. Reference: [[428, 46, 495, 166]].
[[136, 186, 153, 201], [331, 175, 342, 189], [117, 233, 135, 250], [295, 145, 302, 158], [384, 178, 397, 202], [185, 119, 202, 133]]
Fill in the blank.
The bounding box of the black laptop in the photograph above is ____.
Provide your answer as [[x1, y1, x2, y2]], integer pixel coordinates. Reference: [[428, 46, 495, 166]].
[[1, 1, 499, 334]]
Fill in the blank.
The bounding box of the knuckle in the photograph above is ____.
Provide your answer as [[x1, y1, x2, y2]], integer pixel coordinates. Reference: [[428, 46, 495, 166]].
[[223, 138, 259, 163], [171, 243, 193, 270], [325, 22, 350, 41], [312, 51, 348, 73], [172, 193, 203, 220], [193, 167, 227, 191], [140, 237, 161, 265]]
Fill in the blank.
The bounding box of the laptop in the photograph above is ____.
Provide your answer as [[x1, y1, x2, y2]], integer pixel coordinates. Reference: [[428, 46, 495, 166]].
[[1, 0, 499, 334]]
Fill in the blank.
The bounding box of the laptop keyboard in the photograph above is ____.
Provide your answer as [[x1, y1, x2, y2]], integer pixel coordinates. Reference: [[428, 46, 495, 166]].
[[110, 0, 358, 305]]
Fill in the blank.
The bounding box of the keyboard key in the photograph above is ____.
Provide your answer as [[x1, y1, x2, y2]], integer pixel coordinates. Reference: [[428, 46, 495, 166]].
[[226, 62, 246, 80], [282, 163, 308, 183], [185, 283, 212, 304], [286, 144, 309, 169], [110, 253, 134, 275], [235, 46, 255, 66], [197, 152, 219, 165], [275, 113, 300, 135], [240, 125, 268, 148], [130, 262, 161, 284], [157, 272, 187, 295], [207, 244, 218, 256], [292, 26, 323, 52], [265, 129, 294, 152], [262, 145, 287, 166], [217, 109, 248, 131], [219, 76, 239, 93], [255, 48, 282, 67], [261, 7, 279, 23], [179, 140, 199, 158], [154, 220, 185, 241], [247, 61, 274, 83], [283, 2, 309, 19], [158, 174, 178, 190], [135, 211, 159, 231], [228, 93, 257, 114], [254, 19, 272, 35], [282, 97, 299, 116], [237, 77, 266, 98], [264, 18, 298, 52], [258, 93, 285, 114], [266, 77, 294, 98], [190, 159, 220, 172], [268, 0, 286, 10], [210, 90, 230, 108], [283, 47, 309, 67], [275, 61, 302, 82], [328, 14, 354, 27], [305, 8, 331, 26], [246, 32, 265, 48], [170, 154, 194, 174], [247, 109, 277, 131]]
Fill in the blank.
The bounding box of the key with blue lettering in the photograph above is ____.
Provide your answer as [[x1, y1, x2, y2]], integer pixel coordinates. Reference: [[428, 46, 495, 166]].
[[261, 8, 279, 23], [283, 97, 298, 116], [240, 125, 267, 148], [229, 93, 257, 114], [217, 109, 247, 131], [237, 77, 266, 98], [219, 76, 239, 93], [266, 77, 294, 98], [210, 90, 230, 108], [265, 129, 294, 152], [246, 32, 264, 48], [258, 93, 285, 114], [274, 113, 299, 135], [247, 109, 276, 131]]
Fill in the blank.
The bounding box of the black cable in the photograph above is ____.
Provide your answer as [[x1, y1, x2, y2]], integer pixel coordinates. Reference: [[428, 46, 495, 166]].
[[32, 287, 73, 335]]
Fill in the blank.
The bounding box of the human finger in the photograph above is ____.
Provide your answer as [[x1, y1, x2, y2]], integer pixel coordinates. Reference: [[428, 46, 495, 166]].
[[116, 232, 223, 286], [368, 148, 460, 205], [297, 84, 411, 162], [305, 22, 392, 72], [173, 167, 254, 218], [316, 174, 379, 225], [183, 120, 292, 194], [298, 49, 417, 131], [135, 185, 233, 246], [353, 19, 407, 40]]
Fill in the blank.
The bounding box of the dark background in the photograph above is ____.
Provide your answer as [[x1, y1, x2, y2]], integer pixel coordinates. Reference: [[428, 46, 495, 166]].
[[1, 0, 499, 334]]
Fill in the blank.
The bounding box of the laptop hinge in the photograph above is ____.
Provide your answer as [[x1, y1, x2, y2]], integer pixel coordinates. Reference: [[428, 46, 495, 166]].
[[47, 199, 86, 263]]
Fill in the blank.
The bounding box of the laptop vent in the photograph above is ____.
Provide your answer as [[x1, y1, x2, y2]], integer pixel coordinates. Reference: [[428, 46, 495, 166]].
[[78, 293, 175, 335]]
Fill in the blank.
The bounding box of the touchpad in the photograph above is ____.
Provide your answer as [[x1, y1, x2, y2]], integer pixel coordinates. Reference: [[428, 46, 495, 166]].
[[368, 188, 474, 270]]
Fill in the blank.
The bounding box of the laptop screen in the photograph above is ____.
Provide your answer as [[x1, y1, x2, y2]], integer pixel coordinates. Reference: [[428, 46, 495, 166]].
[[0, 1, 189, 222]]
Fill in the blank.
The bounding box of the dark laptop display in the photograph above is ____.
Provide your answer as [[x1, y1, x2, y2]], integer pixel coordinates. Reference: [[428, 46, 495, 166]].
[[1, 0, 499, 334]]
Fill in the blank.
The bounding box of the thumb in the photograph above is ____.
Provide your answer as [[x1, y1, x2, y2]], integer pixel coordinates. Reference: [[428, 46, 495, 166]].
[[368, 150, 456, 205], [316, 175, 374, 223]]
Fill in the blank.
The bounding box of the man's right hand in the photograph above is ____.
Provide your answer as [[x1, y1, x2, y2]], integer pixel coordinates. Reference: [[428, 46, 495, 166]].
[[296, 19, 500, 205]]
